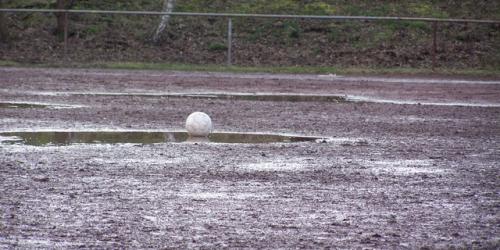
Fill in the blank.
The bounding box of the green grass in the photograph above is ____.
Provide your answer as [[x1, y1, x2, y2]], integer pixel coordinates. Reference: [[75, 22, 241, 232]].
[[0, 60, 20, 67], [2, 60, 498, 77], [207, 42, 227, 52], [100, 62, 340, 74]]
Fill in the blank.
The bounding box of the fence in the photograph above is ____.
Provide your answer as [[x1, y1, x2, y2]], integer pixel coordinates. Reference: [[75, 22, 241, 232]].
[[1, 8, 499, 68]]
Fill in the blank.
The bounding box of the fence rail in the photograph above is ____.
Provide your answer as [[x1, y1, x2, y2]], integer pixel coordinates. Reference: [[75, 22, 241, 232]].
[[1, 8, 499, 68], [1, 8, 500, 24]]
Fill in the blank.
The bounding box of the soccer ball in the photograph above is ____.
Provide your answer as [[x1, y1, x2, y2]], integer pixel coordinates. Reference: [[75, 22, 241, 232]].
[[185, 112, 212, 137]]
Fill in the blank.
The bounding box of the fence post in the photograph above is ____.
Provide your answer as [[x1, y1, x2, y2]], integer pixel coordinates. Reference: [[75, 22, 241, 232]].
[[227, 17, 232, 66], [63, 11, 69, 57], [432, 21, 437, 70]]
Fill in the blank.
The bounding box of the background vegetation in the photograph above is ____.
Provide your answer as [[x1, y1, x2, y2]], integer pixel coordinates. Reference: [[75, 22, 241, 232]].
[[1, 0, 499, 71]]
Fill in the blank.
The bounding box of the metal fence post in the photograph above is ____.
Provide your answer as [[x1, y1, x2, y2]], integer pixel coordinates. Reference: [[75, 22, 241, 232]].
[[227, 17, 232, 66], [64, 11, 69, 57], [432, 21, 437, 70]]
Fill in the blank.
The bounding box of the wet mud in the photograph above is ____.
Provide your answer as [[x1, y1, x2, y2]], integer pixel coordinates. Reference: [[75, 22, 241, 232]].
[[0, 67, 499, 248]]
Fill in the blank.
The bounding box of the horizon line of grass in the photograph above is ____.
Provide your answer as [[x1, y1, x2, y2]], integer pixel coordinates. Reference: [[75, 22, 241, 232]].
[[1, 60, 499, 77]]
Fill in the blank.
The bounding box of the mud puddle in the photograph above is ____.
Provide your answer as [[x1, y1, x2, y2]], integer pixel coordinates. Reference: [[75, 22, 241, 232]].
[[0, 131, 323, 145], [181, 93, 347, 102], [31, 91, 348, 103], [24, 91, 500, 107], [0, 102, 50, 109], [0, 101, 84, 109], [347, 96, 500, 107]]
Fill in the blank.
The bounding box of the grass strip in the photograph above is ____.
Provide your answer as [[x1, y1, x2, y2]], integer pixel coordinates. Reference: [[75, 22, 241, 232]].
[[1, 60, 499, 77]]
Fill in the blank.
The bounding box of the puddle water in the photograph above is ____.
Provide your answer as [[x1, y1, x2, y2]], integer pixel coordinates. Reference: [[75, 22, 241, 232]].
[[346, 96, 500, 108], [0, 102, 50, 109], [180, 93, 348, 103], [0, 131, 322, 146], [27, 91, 500, 107], [35, 92, 348, 103], [0, 102, 83, 109]]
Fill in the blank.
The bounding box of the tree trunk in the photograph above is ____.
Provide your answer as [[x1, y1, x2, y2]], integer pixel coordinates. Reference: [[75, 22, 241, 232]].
[[152, 0, 176, 44], [0, 0, 9, 42], [55, 0, 66, 36], [54, 0, 76, 36]]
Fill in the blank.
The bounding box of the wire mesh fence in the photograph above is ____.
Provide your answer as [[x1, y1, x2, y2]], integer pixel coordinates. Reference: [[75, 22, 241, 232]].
[[1, 8, 499, 69]]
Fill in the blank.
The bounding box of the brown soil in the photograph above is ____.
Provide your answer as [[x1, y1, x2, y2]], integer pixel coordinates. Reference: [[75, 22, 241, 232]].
[[0, 67, 499, 248]]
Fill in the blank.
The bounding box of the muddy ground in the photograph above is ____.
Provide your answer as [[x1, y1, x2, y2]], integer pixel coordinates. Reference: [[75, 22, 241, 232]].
[[0, 67, 499, 248]]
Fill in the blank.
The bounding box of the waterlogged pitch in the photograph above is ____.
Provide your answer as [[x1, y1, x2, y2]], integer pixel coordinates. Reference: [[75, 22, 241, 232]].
[[0, 67, 499, 249]]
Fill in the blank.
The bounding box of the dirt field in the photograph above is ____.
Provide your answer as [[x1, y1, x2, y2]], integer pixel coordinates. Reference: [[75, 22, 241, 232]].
[[0, 67, 499, 248]]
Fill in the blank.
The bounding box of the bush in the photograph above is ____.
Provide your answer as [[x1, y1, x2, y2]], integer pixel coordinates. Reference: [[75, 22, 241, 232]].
[[304, 2, 337, 15], [208, 42, 227, 51]]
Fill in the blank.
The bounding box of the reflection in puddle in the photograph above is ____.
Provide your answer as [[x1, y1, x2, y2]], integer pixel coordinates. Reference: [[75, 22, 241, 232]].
[[346, 96, 500, 108], [34, 91, 348, 103], [171, 93, 348, 103], [27, 91, 500, 107], [0, 131, 322, 146], [0, 102, 49, 109], [0, 136, 23, 143], [0, 102, 83, 109]]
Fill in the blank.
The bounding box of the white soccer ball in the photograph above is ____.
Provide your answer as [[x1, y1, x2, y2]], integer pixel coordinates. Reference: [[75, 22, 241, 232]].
[[185, 112, 212, 137]]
